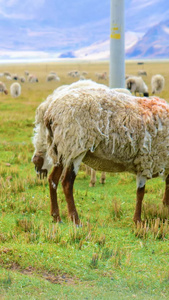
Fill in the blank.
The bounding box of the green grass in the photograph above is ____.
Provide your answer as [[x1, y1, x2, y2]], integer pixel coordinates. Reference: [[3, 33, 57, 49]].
[[0, 61, 169, 299]]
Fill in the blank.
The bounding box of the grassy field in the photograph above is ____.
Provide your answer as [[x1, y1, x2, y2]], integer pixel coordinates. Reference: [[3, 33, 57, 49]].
[[0, 60, 169, 299]]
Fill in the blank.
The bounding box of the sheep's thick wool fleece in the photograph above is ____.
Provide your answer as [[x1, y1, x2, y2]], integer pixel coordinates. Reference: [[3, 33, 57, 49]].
[[45, 87, 169, 179]]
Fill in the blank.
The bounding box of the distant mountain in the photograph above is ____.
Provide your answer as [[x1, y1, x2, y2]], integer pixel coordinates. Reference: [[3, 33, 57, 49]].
[[73, 19, 169, 60], [126, 19, 169, 58]]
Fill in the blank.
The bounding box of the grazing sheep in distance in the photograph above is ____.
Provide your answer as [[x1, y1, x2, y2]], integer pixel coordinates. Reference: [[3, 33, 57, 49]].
[[151, 74, 165, 94], [126, 76, 149, 96], [28, 74, 38, 83], [138, 70, 147, 76], [10, 82, 21, 98], [95, 72, 107, 80], [46, 74, 60, 82], [32, 83, 169, 226], [0, 81, 8, 94], [20, 76, 26, 83], [25, 70, 29, 76]]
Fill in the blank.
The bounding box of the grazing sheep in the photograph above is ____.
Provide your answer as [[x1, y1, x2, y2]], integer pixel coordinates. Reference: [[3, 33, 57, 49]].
[[20, 76, 26, 83], [151, 74, 165, 94], [46, 74, 60, 82], [32, 83, 169, 226], [4, 72, 11, 77], [126, 76, 149, 96], [25, 70, 29, 76], [10, 82, 21, 98], [28, 74, 38, 83], [95, 72, 107, 80], [0, 81, 8, 94], [138, 70, 147, 76]]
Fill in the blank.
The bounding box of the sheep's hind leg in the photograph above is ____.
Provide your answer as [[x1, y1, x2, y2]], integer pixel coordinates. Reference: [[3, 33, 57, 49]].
[[100, 172, 106, 184], [62, 164, 79, 225], [133, 186, 145, 224], [48, 164, 63, 222], [163, 175, 169, 206]]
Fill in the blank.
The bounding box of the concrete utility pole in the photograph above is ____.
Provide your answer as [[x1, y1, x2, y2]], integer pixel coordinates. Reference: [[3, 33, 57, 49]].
[[109, 0, 125, 88]]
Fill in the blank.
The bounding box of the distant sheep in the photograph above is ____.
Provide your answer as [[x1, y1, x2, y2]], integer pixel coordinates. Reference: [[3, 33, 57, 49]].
[[126, 76, 149, 96], [10, 82, 21, 98], [28, 74, 38, 83], [138, 70, 147, 76], [25, 71, 29, 76], [151, 74, 165, 94], [95, 72, 107, 80], [46, 74, 60, 82], [20, 76, 26, 83], [0, 81, 8, 94], [32, 86, 169, 226]]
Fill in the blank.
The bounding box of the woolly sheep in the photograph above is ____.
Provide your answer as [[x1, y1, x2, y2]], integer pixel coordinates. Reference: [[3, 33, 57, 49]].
[[126, 76, 149, 97], [32, 82, 169, 226], [0, 81, 8, 94], [151, 74, 165, 94], [10, 82, 21, 98]]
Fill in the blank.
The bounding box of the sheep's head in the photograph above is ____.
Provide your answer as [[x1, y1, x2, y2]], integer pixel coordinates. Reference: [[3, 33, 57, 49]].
[[32, 151, 51, 179]]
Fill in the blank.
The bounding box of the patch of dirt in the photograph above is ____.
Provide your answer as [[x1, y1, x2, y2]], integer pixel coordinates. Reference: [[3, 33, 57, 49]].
[[9, 264, 78, 285]]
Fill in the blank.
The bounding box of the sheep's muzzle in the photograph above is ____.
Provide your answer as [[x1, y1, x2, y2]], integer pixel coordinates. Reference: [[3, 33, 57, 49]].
[[32, 154, 48, 179]]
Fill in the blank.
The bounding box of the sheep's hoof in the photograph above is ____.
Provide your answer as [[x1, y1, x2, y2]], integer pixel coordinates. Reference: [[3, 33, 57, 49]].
[[89, 182, 95, 187], [133, 216, 142, 225], [52, 214, 62, 223]]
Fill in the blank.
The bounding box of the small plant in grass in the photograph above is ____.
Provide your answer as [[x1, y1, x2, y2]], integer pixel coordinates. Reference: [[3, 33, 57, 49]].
[[42, 223, 62, 243], [143, 202, 169, 220], [101, 247, 113, 261], [134, 218, 169, 240], [89, 253, 99, 269], [109, 199, 123, 220]]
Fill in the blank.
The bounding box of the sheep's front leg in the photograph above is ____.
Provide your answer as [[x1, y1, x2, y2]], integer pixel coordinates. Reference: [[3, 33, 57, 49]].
[[89, 169, 96, 187], [163, 175, 169, 206], [62, 165, 79, 225], [48, 164, 63, 222], [133, 186, 145, 223]]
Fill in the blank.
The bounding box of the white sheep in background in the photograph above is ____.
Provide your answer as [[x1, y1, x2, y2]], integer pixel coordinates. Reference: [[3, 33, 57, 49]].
[[28, 74, 38, 83], [20, 76, 26, 83], [138, 70, 147, 76], [0, 81, 8, 94], [46, 74, 60, 82], [10, 82, 21, 98], [126, 76, 149, 96], [151, 74, 165, 94]]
